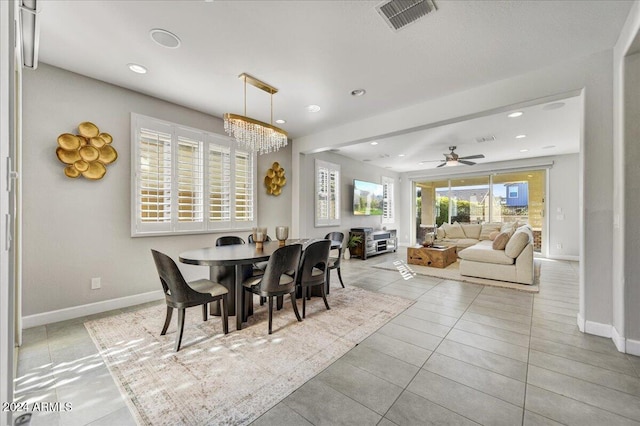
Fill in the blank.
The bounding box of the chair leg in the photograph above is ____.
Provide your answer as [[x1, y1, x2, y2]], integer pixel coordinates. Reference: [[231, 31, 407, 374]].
[[202, 303, 208, 321], [268, 297, 273, 335], [277, 295, 283, 310], [321, 282, 331, 311], [302, 287, 307, 318], [291, 291, 302, 322], [175, 308, 186, 352], [260, 296, 265, 306], [220, 296, 229, 334], [161, 306, 173, 335], [327, 271, 331, 294], [337, 267, 345, 288]]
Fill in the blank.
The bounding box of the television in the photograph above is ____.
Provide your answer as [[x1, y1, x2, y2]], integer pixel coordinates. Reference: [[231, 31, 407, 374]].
[[353, 179, 384, 216]]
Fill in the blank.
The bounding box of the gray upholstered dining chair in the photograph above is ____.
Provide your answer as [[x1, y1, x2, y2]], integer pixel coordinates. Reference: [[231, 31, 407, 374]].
[[296, 239, 331, 318], [216, 236, 245, 246], [324, 232, 345, 292], [242, 244, 303, 334], [151, 250, 229, 352]]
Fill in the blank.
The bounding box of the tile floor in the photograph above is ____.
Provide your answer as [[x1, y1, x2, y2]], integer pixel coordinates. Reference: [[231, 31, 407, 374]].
[[15, 249, 640, 426]]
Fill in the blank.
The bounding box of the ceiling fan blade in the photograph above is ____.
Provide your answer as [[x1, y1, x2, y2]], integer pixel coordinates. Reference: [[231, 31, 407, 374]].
[[458, 160, 476, 166], [459, 154, 485, 160], [436, 162, 447, 168]]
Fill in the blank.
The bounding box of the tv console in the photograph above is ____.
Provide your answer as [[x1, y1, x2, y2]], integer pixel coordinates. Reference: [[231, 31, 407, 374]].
[[349, 228, 397, 260]]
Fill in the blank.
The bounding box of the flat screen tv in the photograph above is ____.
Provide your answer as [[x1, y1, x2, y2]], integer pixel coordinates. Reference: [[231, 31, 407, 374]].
[[353, 179, 384, 215]]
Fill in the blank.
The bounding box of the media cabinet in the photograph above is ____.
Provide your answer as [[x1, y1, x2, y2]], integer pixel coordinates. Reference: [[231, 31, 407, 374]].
[[349, 228, 397, 260]]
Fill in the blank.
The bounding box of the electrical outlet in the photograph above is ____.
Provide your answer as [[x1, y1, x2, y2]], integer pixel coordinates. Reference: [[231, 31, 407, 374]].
[[91, 277, 101, 290]]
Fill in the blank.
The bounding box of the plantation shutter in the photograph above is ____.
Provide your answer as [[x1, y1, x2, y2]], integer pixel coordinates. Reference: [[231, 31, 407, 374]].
[[234, 150, 254, 223], [382, 176, 395, 223], [315, 159, 340, 227], [207, 141, 231, 228], [175, 130, 204, 231], [135, 124, 172, 233]]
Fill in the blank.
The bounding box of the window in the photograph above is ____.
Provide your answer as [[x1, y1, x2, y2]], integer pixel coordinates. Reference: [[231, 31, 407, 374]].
[[132, 114, 256, 236], [315, 159, 340, 227], [382, 176, 395, 224], [508, 186, 519, 198]]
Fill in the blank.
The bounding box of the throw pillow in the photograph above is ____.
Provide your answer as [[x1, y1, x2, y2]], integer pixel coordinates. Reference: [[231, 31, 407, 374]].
[[443, 222, 466, 239], [492, 232, 510, 250], [462, 223, 482, 239], [505, 230, 531, 258], [479, 223, 501, 240], [500, 222, 517, 236], [436, 226, 445, 240], [489, 231, 500, 241]]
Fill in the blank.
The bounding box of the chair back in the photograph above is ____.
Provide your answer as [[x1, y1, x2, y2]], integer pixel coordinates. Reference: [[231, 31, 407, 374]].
[[216, 236, 245, 246], [260, 244, 302, 293], [324, 232, 345, 266], [248, 234, 272, 243], [151, 250, 200, 303], [297, 239, 331, 284]]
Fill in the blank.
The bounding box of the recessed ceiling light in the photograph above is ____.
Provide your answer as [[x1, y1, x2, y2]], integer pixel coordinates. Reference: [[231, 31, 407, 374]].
[[398, 154, 405, 157], [418, 162, 424, 165], [305, 105, 321, 113], [351, 89, 366, 97], [370, 141, 378, 146], [543, 102, 565, 111], [127, 63, 147, 74], [528, 174, 533, 178], [275, 119, 286, 124], [515, 134, 527, 139], [507, 111, 523, 118], [519, 149, 529, 153], [149, 28, 181, 49]]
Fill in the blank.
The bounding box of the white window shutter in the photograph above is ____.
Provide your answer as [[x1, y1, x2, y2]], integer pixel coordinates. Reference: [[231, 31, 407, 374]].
[[315, 159, 340, 227], [175, 130, 204, 231], [382, 176, 395, 224], [207, 140, 231, 228]]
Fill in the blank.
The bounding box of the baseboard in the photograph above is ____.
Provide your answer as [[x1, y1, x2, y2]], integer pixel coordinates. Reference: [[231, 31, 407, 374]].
[[612, 326, 626, 353], [626, 338, 640, 356], [577, 312, 585, 332], [585, 320, 612, 338], [546, 254, 580, 261], [22, 290, 164, 329]]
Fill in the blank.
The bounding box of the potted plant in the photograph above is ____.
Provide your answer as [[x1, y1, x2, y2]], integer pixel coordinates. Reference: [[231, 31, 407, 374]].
[[344, 234, 363, 260]]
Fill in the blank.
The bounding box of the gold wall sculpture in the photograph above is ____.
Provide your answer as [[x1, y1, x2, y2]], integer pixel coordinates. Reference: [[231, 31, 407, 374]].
[[264, 161, 286, 196], [56, 122, 117, 180]]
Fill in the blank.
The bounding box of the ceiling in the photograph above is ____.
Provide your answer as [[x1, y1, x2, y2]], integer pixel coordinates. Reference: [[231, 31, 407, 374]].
[[36, 0, 632, 171]]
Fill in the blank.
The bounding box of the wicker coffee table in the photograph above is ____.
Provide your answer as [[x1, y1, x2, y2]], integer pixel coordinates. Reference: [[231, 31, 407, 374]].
[[407, 245, 457, 268]]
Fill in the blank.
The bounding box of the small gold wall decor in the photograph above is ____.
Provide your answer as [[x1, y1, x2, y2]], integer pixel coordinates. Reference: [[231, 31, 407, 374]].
[[264, 161, 286, 196], [56, 122, 117, 180]]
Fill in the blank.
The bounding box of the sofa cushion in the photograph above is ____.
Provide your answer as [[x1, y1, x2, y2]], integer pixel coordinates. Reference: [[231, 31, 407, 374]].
[[462, 223, 482, 239], [489, 231, 500, 241], [500, 222, 518, 236], [492, 232, 510, 250], [479, 223, 501, 241], [436, 226, 445, 240], [505, 228, 532, 258], [443, 222, 466, 239], [458, 241, 514, 265]]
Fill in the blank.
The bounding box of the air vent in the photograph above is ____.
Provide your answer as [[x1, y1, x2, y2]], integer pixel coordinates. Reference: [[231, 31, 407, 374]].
[[376, 0, 438, 32], [475, 135, 496, 143]]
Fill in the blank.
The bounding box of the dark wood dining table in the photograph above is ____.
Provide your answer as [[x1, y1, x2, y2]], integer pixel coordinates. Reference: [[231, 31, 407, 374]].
[[179, 239, 341, 331]]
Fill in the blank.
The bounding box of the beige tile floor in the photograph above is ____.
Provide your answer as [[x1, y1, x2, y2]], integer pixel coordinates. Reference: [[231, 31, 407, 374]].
[[15, 248, 640, 425]]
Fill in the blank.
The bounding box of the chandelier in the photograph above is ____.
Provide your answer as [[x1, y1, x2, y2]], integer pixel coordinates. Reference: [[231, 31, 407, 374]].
[[224, 73, 288, 155]]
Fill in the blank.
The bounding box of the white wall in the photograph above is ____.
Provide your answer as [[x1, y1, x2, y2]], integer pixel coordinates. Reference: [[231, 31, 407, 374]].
[[293, 50, 615, 334], [297, 151, 400, 241], [21, 64, 291, 317]]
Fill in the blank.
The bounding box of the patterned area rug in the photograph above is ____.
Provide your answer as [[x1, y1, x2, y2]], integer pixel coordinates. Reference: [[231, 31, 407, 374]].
[[85, 287, 413, 425], [373, 259, 540, 293]]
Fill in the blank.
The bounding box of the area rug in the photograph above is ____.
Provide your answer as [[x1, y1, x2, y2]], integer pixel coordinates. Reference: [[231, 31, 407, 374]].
[[373, 259, 540, 293], [84, 287, 413, 425]]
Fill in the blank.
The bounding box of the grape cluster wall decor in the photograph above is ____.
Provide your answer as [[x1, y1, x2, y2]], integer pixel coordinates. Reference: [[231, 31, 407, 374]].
[[56, 122, 117, 180], [264, 162, 286, 196]]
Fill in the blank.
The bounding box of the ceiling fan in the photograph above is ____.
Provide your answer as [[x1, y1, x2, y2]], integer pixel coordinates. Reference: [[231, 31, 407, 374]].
[[434, 146, 485, 167]]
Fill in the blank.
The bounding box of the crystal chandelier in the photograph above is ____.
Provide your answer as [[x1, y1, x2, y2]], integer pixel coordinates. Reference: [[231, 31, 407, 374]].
[[224, 73, 288, 155]]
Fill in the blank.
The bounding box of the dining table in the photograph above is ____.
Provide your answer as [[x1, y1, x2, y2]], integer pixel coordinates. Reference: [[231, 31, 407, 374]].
[[179, 239, 341, 331]]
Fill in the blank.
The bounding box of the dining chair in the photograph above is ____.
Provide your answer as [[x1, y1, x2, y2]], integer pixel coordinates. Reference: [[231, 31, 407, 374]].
[[151, 250, 229, 352], [242, 244, 303, 334], [247, 234, 272, 243], [324, 232, 345, 292], [216, 236, 245, 246], [296, 239, 331, 318]]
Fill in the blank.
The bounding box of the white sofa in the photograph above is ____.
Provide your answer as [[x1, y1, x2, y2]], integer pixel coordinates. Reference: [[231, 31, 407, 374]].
[[433, 222, 534, 285]]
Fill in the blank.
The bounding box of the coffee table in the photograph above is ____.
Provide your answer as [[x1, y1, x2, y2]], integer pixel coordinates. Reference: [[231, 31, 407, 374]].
[[407, 245, 457, 268]]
